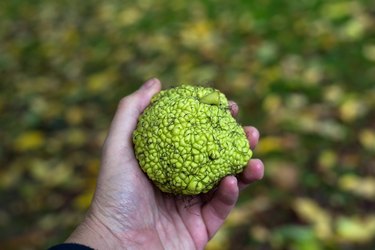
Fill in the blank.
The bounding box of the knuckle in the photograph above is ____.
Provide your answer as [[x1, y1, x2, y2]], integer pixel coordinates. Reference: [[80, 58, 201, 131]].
[[118, 96, 132, 110]]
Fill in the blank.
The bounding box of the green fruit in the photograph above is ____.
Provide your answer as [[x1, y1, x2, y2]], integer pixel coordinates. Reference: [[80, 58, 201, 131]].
[[133, 85, 252, 195]]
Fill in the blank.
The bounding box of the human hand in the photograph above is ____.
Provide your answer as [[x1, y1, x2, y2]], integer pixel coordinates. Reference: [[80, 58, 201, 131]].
[[66, 79, 264, 250]]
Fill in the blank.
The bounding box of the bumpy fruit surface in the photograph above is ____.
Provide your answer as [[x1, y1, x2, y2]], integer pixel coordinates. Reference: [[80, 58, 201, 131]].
[[133, 85, 252, 195]]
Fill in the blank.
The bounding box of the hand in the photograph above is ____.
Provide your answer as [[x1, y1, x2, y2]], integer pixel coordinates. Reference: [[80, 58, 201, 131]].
[[66, 79, 264, 250]]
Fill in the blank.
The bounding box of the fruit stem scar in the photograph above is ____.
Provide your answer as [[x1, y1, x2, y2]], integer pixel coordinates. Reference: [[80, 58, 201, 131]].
[[199, 91, 220, 105]]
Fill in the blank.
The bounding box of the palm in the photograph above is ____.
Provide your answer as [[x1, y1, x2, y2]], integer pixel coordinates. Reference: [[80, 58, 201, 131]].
[[132, 164, 212, 250], [94, 152, 210, 249], [138, 178, 209, 249]]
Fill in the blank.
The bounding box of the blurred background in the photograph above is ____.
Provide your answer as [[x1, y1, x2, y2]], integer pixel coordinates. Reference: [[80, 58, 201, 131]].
[[1, 0, 375, 249]]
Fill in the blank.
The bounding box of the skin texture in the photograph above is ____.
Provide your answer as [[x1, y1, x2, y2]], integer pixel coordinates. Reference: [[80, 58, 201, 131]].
[[133, 85, 253, 195], [66, 79, 264, 250]]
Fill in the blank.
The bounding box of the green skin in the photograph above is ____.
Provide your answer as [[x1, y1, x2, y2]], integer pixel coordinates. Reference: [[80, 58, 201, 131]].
[[133, 85, 252, 195]]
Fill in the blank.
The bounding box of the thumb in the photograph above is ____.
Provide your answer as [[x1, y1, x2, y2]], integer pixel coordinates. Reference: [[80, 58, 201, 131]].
[[105, 78, 162, 151]]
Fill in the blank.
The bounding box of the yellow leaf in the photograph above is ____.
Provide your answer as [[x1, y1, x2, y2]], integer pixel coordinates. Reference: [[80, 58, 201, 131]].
[[339, 96, 366, 122], [340, 17, 368, 41], [359, 129, 375, 151], [66, 129, 86, 146], [118, 7, 142, 26], [303, 64, 323, 85], [318, 150, 337, 170], [250, 225, 270, 242], [74, 191, 95, 210], [293, 198, 333, 240], [321, 2, 353, 20], [14, 131, 45, 151], [29, 160, 72, 187], [29, 160, 50, 181], [363, 44, 375, 62], [98, 3, 116, 22], [87, 158, 100, 175], [180, 20, 217, 51], [65, 106, 84, 125], [87, 70, 116, 93], [324, 85, 344, 105], [257, 136, 283, 154], [339, 175, 375, 200], [263, 94, 282, 114], [336, 216, 375, 243], [225, 206, 251, 227], [30, 97, 48, 115]]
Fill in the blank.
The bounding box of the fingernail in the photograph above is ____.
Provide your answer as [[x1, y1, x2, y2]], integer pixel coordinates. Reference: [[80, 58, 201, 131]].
[[142, 78, 158, 89]]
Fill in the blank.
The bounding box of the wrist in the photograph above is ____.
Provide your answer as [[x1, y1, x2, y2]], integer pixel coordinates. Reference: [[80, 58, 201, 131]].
[[66, 211, 165, 250], [65, 212, 123, 249]]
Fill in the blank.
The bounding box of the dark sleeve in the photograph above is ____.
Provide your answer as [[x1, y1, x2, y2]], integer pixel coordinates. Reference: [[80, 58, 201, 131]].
[[48, 243, 94, 250]]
